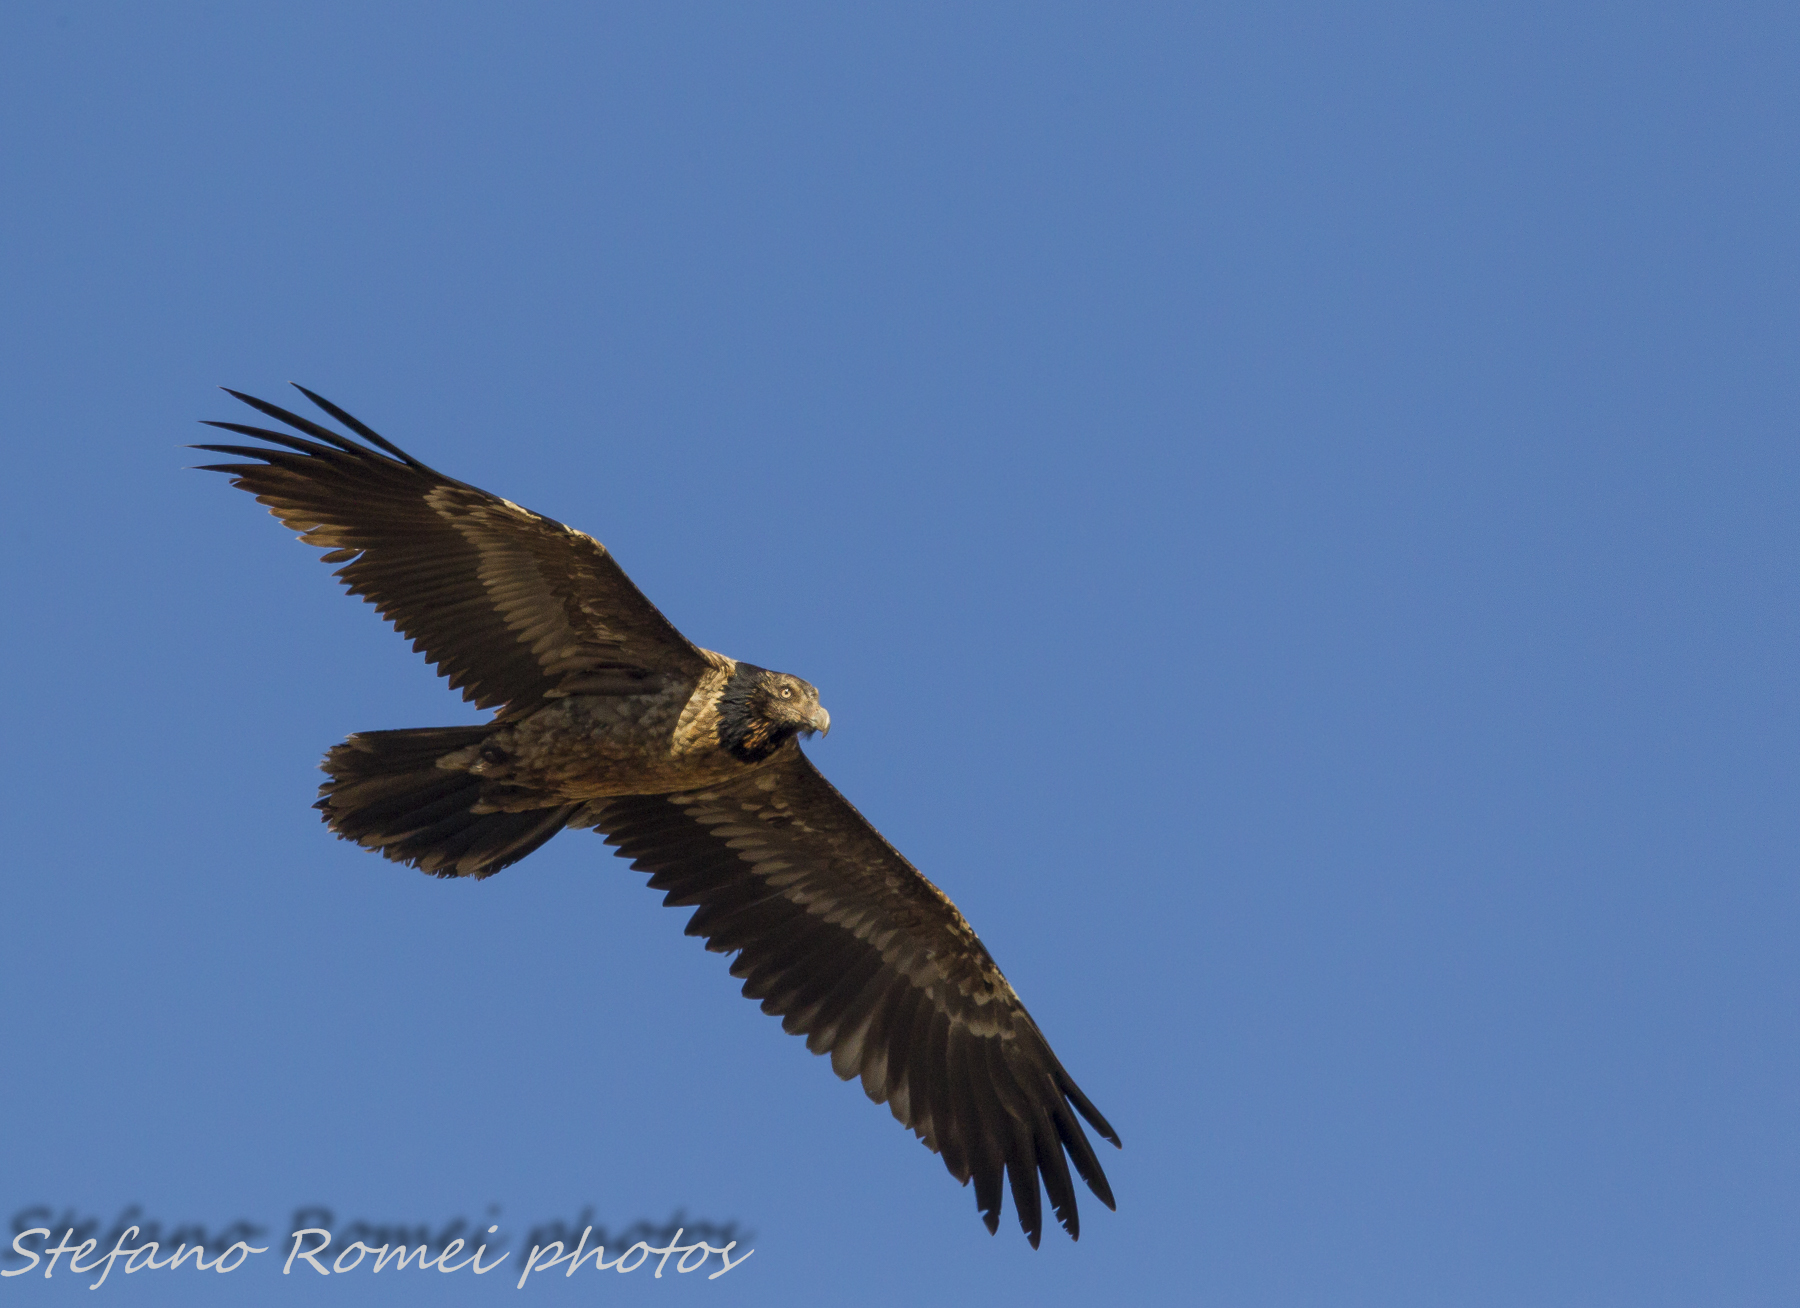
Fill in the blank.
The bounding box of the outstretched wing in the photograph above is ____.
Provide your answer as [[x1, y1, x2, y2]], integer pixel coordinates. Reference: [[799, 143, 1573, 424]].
[[579, 747, 1121, 1246], [196, 386, 708, 714]]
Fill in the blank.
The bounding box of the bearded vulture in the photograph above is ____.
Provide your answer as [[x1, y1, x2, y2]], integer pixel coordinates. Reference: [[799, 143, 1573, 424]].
[[196, 386, 1120, 1246]]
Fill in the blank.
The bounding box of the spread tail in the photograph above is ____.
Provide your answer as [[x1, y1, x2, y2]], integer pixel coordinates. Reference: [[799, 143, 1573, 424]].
[[317, 725, 577, 878]]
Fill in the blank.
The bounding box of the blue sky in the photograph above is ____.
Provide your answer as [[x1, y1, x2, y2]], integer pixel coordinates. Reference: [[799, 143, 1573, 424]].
[[2, 3, 1796, 1305]]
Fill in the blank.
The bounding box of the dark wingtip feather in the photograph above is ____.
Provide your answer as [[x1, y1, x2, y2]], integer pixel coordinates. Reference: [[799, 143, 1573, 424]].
[[217, 389, 373, 459], [289, 383, 436, 472], [1037, 1124, 1081, 1241], [1059, 1072, 1121, 1149], [191, 440, 276, 457], [1006, 1151, 1043, 1248]]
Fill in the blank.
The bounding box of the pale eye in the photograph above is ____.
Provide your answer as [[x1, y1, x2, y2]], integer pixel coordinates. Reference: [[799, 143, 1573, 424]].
[[780, 687, 793, 699]]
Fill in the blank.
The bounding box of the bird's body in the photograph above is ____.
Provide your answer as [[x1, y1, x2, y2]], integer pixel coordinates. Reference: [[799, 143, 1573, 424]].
[[421, 652, 768, 804], [198, 386, 1119, 1246]]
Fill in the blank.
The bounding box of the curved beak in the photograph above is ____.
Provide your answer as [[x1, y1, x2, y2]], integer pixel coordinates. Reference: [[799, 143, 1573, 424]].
[[807, 704, 831, 737]]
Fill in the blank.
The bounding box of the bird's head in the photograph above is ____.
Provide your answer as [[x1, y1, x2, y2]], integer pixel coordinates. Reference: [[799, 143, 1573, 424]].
[[758, 670, 831, 737], [718, 663, 831, 763]]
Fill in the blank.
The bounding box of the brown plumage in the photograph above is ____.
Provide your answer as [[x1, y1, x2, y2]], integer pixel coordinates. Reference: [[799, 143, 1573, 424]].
[[196, 385, 1120, 1245]]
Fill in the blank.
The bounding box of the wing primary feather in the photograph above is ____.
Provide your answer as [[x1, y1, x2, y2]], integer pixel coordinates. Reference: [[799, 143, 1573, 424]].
[[1047, 1092, 1115, 1211], [976, 1036, 1044, 1246], [917, 1007, 968, 1181], [219, 389, 379, 460], [1052, 1061, 1121, 1148], [1005, 1113, 1045, 1248], [1031, 1090, 1082, 1240], [291, 383, 442, 473], [950, 1031, 1006, 1235], [190, 441, 344, 471], [195, 423, 364, 464]]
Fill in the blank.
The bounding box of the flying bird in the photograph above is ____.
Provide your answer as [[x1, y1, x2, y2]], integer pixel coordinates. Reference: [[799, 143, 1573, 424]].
[[196, 386, 1119, 1246]]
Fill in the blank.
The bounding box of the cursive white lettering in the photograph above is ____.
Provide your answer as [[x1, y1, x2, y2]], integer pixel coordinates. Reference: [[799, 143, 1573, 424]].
[[709, 1240, 754, 1279], [41, 1229, 83, 1278], [86, 1225, 139, 1289], [434, 1238, 475, 1272], [206, 1240, 266, 1273], [334, 1241, 375, 1273], [0, 1229, 48, 1277], [611, 1241, 651, 1273], [124, 1242, 170, 1273], [66, 1237, 103, 1276], [376, 1243, 433, 1271], [648, 1228, 688, 1278], [284, 1228, 332, 1275], [472, 1225, 509, 1274], [514, 1241, 564, 1288]]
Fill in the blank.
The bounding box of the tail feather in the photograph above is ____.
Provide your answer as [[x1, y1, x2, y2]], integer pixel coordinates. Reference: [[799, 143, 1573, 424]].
[[317, 725, 576, 878]]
